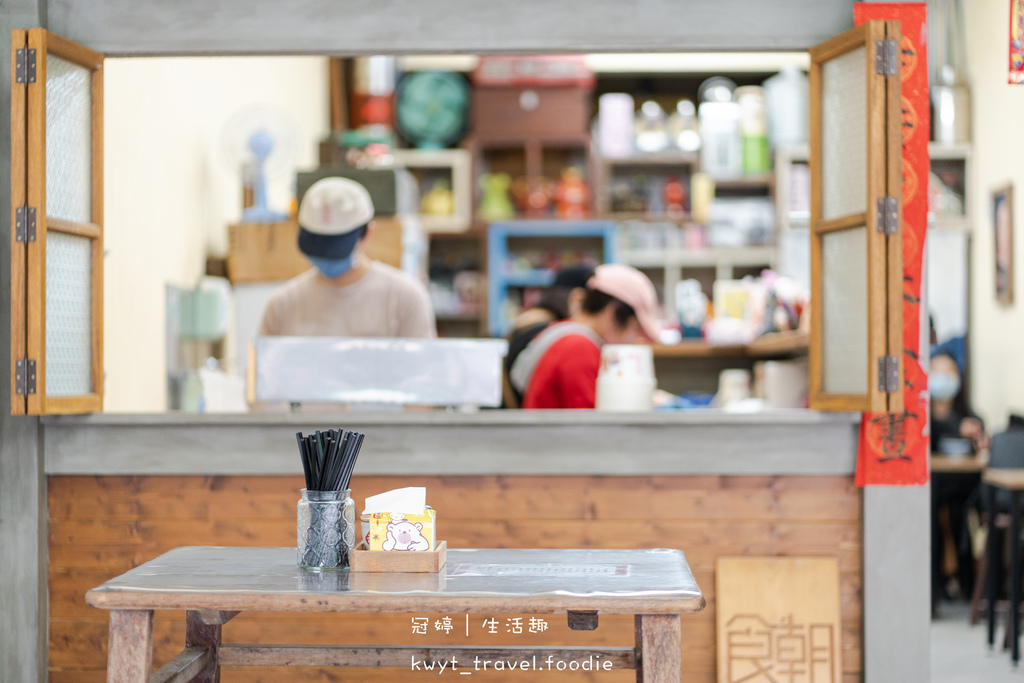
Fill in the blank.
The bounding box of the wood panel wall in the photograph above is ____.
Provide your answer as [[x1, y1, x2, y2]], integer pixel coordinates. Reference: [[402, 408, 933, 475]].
[[48, 474, 862, 682]]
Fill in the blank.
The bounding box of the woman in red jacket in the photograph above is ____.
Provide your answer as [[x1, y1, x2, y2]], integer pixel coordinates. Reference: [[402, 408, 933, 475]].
[[511, 264, 660, 409]]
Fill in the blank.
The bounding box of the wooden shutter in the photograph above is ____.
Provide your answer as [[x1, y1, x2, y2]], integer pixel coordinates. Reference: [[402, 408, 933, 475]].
[[808, 20, 903, 413], [10, 29, 104, 414]]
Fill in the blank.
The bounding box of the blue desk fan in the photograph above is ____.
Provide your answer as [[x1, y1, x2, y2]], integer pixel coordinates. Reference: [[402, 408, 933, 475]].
[[222, 105, 298, 223], [395, 71, 470, 149]]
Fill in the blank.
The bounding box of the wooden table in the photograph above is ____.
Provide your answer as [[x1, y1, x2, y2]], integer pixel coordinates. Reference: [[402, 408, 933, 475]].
[[86, 546, 705, 683], [931, 451, 989, 474], [983, 468, 1024, 664]]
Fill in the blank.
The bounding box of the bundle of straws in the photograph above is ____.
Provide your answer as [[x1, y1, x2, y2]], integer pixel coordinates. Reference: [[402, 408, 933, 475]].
[[296, 429, 365, 492]]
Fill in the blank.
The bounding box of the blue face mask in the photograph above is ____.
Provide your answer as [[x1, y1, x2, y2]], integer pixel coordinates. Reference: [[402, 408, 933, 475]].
[[308, 253, 356, 279], [929, 372, 961, 401]]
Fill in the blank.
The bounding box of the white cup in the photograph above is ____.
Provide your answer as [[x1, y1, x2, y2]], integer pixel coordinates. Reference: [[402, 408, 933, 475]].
[[600, 344, 655, 380], [717, 369, 751, 407], [596, 376, 656, 412]]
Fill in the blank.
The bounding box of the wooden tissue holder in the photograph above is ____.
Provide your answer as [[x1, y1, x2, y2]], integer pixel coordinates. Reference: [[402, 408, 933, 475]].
[[350, 540, 447, 573]]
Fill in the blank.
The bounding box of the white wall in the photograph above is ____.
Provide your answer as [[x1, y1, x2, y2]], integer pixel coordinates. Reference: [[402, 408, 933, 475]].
[[103, 57, 328, 412], [965, 0, 1024, 429]]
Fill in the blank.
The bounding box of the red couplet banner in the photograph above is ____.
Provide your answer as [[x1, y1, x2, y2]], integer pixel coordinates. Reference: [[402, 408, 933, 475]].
[[852, 3, 930, 486], [1012, 0, 1024, 83]]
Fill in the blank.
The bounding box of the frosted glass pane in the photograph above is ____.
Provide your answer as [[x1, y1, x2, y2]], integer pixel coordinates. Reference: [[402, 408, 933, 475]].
[[821, 227, 868, 394], [46, 55, 92, 224], [46, 232, 93, 396], [822, 46, 867, 220]]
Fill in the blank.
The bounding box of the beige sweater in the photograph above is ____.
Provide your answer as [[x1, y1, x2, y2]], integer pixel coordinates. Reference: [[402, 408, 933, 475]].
[[258, 262, 436, 338]]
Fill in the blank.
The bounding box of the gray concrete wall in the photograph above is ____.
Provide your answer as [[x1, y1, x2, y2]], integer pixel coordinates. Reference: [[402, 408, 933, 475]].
[[863, 485, 932, 683], [45, 0, 855, 55], [1, 4, 45, 683]]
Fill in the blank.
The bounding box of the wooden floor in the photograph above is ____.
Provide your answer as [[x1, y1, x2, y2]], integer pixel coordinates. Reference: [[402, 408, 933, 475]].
[[48, 474, 863, 682]]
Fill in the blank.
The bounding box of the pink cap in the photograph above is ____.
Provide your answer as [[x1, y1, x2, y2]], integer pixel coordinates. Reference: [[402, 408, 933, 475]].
[[588, 264, 661, 342]]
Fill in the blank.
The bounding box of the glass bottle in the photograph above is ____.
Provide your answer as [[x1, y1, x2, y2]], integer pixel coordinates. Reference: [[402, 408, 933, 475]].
[[297, 489, 355, 571]]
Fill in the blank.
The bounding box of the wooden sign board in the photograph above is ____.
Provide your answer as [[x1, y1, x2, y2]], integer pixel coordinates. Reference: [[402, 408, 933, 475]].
[[716, 557, 842, 683]]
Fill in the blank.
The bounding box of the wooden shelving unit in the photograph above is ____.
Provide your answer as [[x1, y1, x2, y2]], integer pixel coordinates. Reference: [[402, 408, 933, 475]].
[[652, 330, 808, 359], [594, 151, 699, 219]]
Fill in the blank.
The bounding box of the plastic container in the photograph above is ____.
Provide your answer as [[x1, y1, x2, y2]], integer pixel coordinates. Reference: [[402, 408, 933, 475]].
[[734, 86, 769, 174], [598, 93, 636, 158], [698, 101, 741, 177], [762, 67, 809, 149]]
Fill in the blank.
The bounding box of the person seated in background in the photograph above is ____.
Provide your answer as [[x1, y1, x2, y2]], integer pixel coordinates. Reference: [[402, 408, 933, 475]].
[[930, 351, 989, 453], [510, 264, 660, 410], [502, 266, 595, 408], [930, 348, 989, 614]]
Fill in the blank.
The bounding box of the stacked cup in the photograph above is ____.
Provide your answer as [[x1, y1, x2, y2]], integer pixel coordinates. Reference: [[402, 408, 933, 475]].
[[595, 345, 656, 412]]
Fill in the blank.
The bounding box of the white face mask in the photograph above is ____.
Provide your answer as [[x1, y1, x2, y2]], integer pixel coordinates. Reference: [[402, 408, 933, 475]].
[[929, 372, 961, 401]]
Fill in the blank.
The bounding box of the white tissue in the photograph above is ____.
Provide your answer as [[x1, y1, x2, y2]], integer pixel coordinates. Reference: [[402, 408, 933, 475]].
[[363, 487, 427, 515]]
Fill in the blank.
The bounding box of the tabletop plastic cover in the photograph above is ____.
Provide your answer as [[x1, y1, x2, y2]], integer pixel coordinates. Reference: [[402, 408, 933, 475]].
[[89, 547, 702, 601], [255, 337, 508, 407]]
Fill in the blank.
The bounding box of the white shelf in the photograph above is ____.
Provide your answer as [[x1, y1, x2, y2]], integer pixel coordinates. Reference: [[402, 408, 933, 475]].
[[928, 142, 972, 161], [621, 246, 777, 269], [392, 149, 472, 234], [601, 151, 700, 166]]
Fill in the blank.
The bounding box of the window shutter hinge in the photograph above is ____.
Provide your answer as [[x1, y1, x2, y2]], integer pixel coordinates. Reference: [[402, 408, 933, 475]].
[[15, 48, 37, 84], [15, 207, 37, 242], [877, 355, 899, 393], [15, 359, 37, 395], [876, 196, 899, 234], [875, 39, 898, 76]]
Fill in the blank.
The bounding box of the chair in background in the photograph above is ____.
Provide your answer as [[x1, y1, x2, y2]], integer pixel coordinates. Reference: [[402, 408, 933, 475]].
[[970, 429, 1024, 625]]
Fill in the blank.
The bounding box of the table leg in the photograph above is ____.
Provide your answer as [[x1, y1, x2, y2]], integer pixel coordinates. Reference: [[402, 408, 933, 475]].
[[1012, 492, 1022, 665], [987, 483, 999, 649], [634, 614, 681, 683], [106, 610, 154, 683], [187, 610, 223, 682]]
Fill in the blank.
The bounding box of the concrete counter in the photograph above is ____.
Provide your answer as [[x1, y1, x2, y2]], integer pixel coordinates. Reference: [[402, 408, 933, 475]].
[[42, 410, 860, 476]]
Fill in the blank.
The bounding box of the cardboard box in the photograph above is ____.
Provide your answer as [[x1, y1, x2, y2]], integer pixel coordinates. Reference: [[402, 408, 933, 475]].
[[226, 216, 403, 284], [226, 219, 308, 284], [365, 508, 436, 551]]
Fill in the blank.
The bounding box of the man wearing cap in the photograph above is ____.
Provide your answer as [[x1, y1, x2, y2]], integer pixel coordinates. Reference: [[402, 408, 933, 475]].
[[258, 177, 436, 338], [510, 264, 660, 409]]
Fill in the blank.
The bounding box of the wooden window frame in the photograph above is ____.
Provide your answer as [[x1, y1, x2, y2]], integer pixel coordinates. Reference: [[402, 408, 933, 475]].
[[10, 30, 28, 415], [13, 29, 105, 414], [808, 20, 903, 413]]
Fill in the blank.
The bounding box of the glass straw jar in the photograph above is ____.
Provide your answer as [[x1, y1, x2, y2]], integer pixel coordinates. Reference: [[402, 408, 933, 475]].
[[297, 489, 355, 571]]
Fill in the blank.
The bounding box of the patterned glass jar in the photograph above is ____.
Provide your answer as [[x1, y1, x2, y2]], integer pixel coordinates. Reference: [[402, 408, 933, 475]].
[[297, 489, 355, 571]]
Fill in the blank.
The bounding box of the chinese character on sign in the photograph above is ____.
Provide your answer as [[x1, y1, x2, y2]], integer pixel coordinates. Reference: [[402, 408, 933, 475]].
[[435, 616, 453, 634], [411, 617, 429, 635], [482, 617, 499, 634], [725, 614, 835, 683], [529, 617, 549, 633], [506, 617, 523, 634]]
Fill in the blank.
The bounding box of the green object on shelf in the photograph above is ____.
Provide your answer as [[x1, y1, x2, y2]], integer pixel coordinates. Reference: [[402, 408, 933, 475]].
[[741, 134, 769, 174], [478, 173, 515, 222]]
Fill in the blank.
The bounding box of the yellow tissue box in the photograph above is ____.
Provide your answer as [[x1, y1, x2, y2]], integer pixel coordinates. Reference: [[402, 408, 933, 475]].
[[366, 507, 436, 551]]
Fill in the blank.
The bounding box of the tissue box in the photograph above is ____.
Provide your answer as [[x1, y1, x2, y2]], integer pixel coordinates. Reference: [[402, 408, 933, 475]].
[[366, 507, 437, 551]]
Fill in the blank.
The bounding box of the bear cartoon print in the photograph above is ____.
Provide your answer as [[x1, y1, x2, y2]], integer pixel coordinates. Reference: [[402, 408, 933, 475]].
[[382, 513, 431, 551]]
